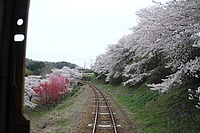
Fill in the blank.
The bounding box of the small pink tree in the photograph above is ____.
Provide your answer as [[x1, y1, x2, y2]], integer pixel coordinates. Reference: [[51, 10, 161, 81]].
[[33, 76, 69, 108]]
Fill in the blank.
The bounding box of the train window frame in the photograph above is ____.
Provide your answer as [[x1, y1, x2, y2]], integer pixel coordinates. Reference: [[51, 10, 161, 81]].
[[0, 0, 30, 132]]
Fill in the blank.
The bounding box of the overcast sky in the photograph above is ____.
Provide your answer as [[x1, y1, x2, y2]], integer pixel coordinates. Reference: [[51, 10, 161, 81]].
[[26, 0, 168, 68]]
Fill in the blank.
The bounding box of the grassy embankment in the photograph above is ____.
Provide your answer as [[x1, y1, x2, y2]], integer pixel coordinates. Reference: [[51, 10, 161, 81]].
[[24, 86, 84, 132], [91, 75, 200, 133]]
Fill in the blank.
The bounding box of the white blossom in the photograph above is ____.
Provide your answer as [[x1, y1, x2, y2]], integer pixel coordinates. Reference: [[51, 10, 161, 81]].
[[46, 66, 82, 82], [24, 75, 41, 108], [93, 0, 200, 108]]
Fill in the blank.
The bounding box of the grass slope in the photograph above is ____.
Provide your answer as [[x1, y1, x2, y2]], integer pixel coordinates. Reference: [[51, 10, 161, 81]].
[[96, 82, 200, 133], [24, 87, 86, 133]]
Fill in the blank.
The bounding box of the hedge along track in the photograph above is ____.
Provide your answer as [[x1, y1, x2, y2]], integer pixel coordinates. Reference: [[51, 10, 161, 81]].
[[84, 82, 118, 133]]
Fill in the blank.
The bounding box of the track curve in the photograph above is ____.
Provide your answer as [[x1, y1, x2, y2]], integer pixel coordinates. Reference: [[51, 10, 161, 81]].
[[88, 83, 118, 133]]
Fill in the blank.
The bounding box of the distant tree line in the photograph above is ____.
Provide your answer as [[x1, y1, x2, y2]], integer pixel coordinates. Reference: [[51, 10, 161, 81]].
[[25, 58, 78, 76]]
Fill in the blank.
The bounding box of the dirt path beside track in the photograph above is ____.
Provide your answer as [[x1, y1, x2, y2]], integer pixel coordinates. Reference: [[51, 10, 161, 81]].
[[70, 84, 135, 133]]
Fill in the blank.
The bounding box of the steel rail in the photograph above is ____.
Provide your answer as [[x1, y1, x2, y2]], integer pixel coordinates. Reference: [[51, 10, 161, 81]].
[[92, 86, 99, 133], [100, 89, 118, 133]]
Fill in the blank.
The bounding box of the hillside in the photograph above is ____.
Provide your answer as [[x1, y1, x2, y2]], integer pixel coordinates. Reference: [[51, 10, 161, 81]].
[[24, 87, 87, 132], [25, 58, 78, 76], [91, 75, 200, 132]]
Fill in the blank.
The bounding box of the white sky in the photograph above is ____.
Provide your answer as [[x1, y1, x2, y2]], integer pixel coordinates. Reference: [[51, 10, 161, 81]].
[[26, 0, 168, 68]]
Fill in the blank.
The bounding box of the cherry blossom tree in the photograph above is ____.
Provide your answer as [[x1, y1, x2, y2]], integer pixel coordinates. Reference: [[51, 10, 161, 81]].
[[46, 66, 82, 83], [93, 0, 200, 108], [136, 0, 200, 90], [93, 53, 110, 79], [93, 35, 137, 83], [188, 87, 200, 109], [24, 66, 82, 108], [24, 75, 48, 108]]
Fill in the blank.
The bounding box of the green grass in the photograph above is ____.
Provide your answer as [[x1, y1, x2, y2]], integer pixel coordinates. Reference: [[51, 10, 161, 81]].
[[24, 107, 50, 119], [83, 74, 94, 77], [24, 86, 83, 131], [96, 82, 200, 133], [58, 120, 70, 127]]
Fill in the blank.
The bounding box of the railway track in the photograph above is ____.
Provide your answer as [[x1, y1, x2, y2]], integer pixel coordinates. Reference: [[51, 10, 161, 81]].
[[84, 82, 118, 133], [72, 81, 134, 133]]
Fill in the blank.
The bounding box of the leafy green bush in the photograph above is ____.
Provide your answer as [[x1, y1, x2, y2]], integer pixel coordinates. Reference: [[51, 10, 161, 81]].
[[109, 75, 122, 86], [25, 70, 34, 76], [68, 86, 80, 96], [147, 66, 172, 84]]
